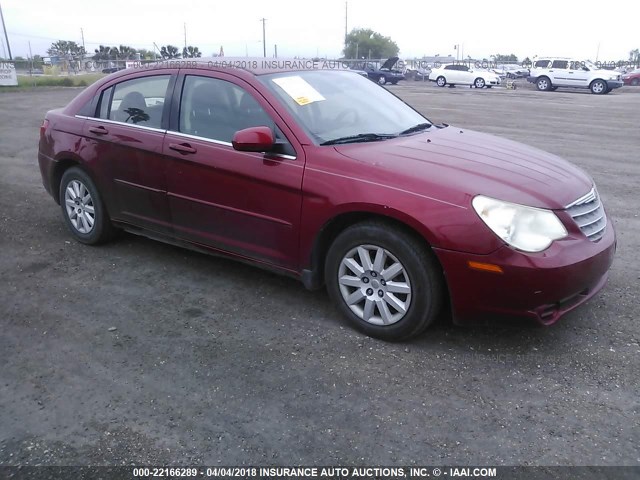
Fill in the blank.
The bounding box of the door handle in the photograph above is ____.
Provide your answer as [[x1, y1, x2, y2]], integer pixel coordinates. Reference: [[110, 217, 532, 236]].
[[169, 143, 197, 154], [88, 125, 108, 135]]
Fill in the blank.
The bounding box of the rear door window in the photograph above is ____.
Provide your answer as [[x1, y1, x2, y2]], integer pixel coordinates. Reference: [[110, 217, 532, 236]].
[[104, 75, 171, 128]]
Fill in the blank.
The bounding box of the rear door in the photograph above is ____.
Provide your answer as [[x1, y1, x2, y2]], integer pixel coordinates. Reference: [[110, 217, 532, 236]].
[[162, 72, 305, 271], [443, 65, 460, 83], [83, 72, 175, 233], [548, 59, 570, 86]]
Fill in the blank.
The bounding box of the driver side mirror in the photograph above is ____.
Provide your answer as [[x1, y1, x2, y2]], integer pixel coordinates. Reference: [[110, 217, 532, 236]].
[[232, 126, 274, 152]]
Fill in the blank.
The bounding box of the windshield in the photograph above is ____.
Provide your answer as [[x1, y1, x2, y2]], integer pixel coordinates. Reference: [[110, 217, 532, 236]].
[[259, 70, 430, 145]]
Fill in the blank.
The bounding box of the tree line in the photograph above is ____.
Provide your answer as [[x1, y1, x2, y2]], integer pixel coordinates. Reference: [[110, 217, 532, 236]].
[[45, 40, 202, 60], [24, 37, 640, 65]]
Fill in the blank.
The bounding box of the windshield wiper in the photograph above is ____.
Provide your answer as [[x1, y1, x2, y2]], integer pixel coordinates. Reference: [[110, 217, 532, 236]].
[[320, 133, 397, 146], [399, 123, 432, 135]]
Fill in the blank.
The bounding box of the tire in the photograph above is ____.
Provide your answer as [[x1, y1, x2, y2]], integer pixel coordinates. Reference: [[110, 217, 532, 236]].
[[590, 79, 607, 94], [474, 77, 486, 88], [390, 80, 398, 85], [536, 76, 552, 91], [436, 76, 446, 87], [59, 167, 115, 245], [324, 221, 444, 341], [550, 87, 558, 91], [632, 78, 639, 86], [377, 76, 387, 85]]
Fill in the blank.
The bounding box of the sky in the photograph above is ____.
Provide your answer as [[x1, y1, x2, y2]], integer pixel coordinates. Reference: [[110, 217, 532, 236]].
[[1, 0, 639, 63]]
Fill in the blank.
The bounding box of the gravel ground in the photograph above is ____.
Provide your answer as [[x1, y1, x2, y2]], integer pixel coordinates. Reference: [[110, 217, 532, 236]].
[[0, 83, 638, 467]]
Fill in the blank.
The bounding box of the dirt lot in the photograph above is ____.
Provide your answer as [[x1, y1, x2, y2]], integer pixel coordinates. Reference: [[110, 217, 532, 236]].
[[0, 83, 638, 467]]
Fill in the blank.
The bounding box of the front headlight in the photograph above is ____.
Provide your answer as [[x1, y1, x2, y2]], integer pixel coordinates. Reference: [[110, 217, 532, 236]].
[[472, 195, 568, 252], [607, 75, 618, 81]]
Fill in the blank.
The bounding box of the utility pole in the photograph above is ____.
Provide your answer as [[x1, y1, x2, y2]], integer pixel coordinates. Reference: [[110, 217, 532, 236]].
[[153, 42, 161, 59], [344, 1, 348, 54], [28, 40, 33, 78], [0, 1, 12, 60], [184, 23, 187, 51], [274, 44, 277, 58], [80, 28, 85, 51], [260, 18, 266, 58]]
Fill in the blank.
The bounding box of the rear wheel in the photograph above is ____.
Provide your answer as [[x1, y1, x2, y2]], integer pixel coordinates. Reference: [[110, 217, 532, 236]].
[[536, 76, 552, 91], [325, 221, 444, 341], [377, 76, 387, 85], [436, 76, 446, 87], [59, 167, 115, 245]]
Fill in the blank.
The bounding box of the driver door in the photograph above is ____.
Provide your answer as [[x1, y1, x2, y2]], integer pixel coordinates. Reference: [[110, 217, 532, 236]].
[[566, 61, 591, 88], [163, 73, 304, 270]]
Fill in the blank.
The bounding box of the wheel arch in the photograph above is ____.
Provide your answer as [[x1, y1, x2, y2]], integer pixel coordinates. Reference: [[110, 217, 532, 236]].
[[51, 155, 84, 205], [301, 210, 444, 291]]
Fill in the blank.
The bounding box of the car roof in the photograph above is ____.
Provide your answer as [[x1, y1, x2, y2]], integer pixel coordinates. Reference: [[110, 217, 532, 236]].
[[107, 57, 361, 79]]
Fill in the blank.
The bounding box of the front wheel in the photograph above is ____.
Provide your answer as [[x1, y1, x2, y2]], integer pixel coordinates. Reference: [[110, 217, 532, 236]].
[[59, 167, 115, 245], [325, 221, 444, 341], [474, 77, 486, 88], [436, 76, 446, 87], [590, 79, 607, 94], [631, 78, 639, 86]]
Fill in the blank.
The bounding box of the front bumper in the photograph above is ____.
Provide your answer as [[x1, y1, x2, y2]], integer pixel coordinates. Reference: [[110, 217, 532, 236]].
[[606, 80, 624, 90], [434, 220, 616, 326]]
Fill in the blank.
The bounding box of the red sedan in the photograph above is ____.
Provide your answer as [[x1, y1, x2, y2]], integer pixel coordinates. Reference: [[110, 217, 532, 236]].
[[38, 59, 615, 340], [622, 69, 640, 86]]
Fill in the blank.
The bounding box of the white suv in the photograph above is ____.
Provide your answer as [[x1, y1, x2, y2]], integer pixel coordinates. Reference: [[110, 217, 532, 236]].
[[528, 58, 624, 94]]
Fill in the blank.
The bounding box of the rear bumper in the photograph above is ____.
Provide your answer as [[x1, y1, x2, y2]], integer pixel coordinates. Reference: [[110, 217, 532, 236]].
[[434, 221, 616, 326], [38, 151, 57, 200]]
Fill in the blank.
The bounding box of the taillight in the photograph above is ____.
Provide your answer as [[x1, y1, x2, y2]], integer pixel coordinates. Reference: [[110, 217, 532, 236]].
[[40, 119, 49, 139]]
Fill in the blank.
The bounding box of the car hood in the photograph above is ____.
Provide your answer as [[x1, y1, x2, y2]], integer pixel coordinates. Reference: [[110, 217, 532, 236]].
[[333, 126, 592, 210], [380, 57, 400, 70]]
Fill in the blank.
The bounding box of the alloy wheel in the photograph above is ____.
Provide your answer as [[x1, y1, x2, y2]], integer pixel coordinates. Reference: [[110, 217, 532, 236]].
[[337, 244, 412, 326], [64, 179, 95, 234]]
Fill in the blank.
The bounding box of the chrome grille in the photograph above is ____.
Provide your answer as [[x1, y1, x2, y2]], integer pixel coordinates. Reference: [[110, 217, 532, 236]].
[[566, 188, 607, 242]]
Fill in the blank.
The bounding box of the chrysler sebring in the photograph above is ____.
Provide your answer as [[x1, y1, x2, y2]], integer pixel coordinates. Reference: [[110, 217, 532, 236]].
[[38, 59, 615, 340]]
